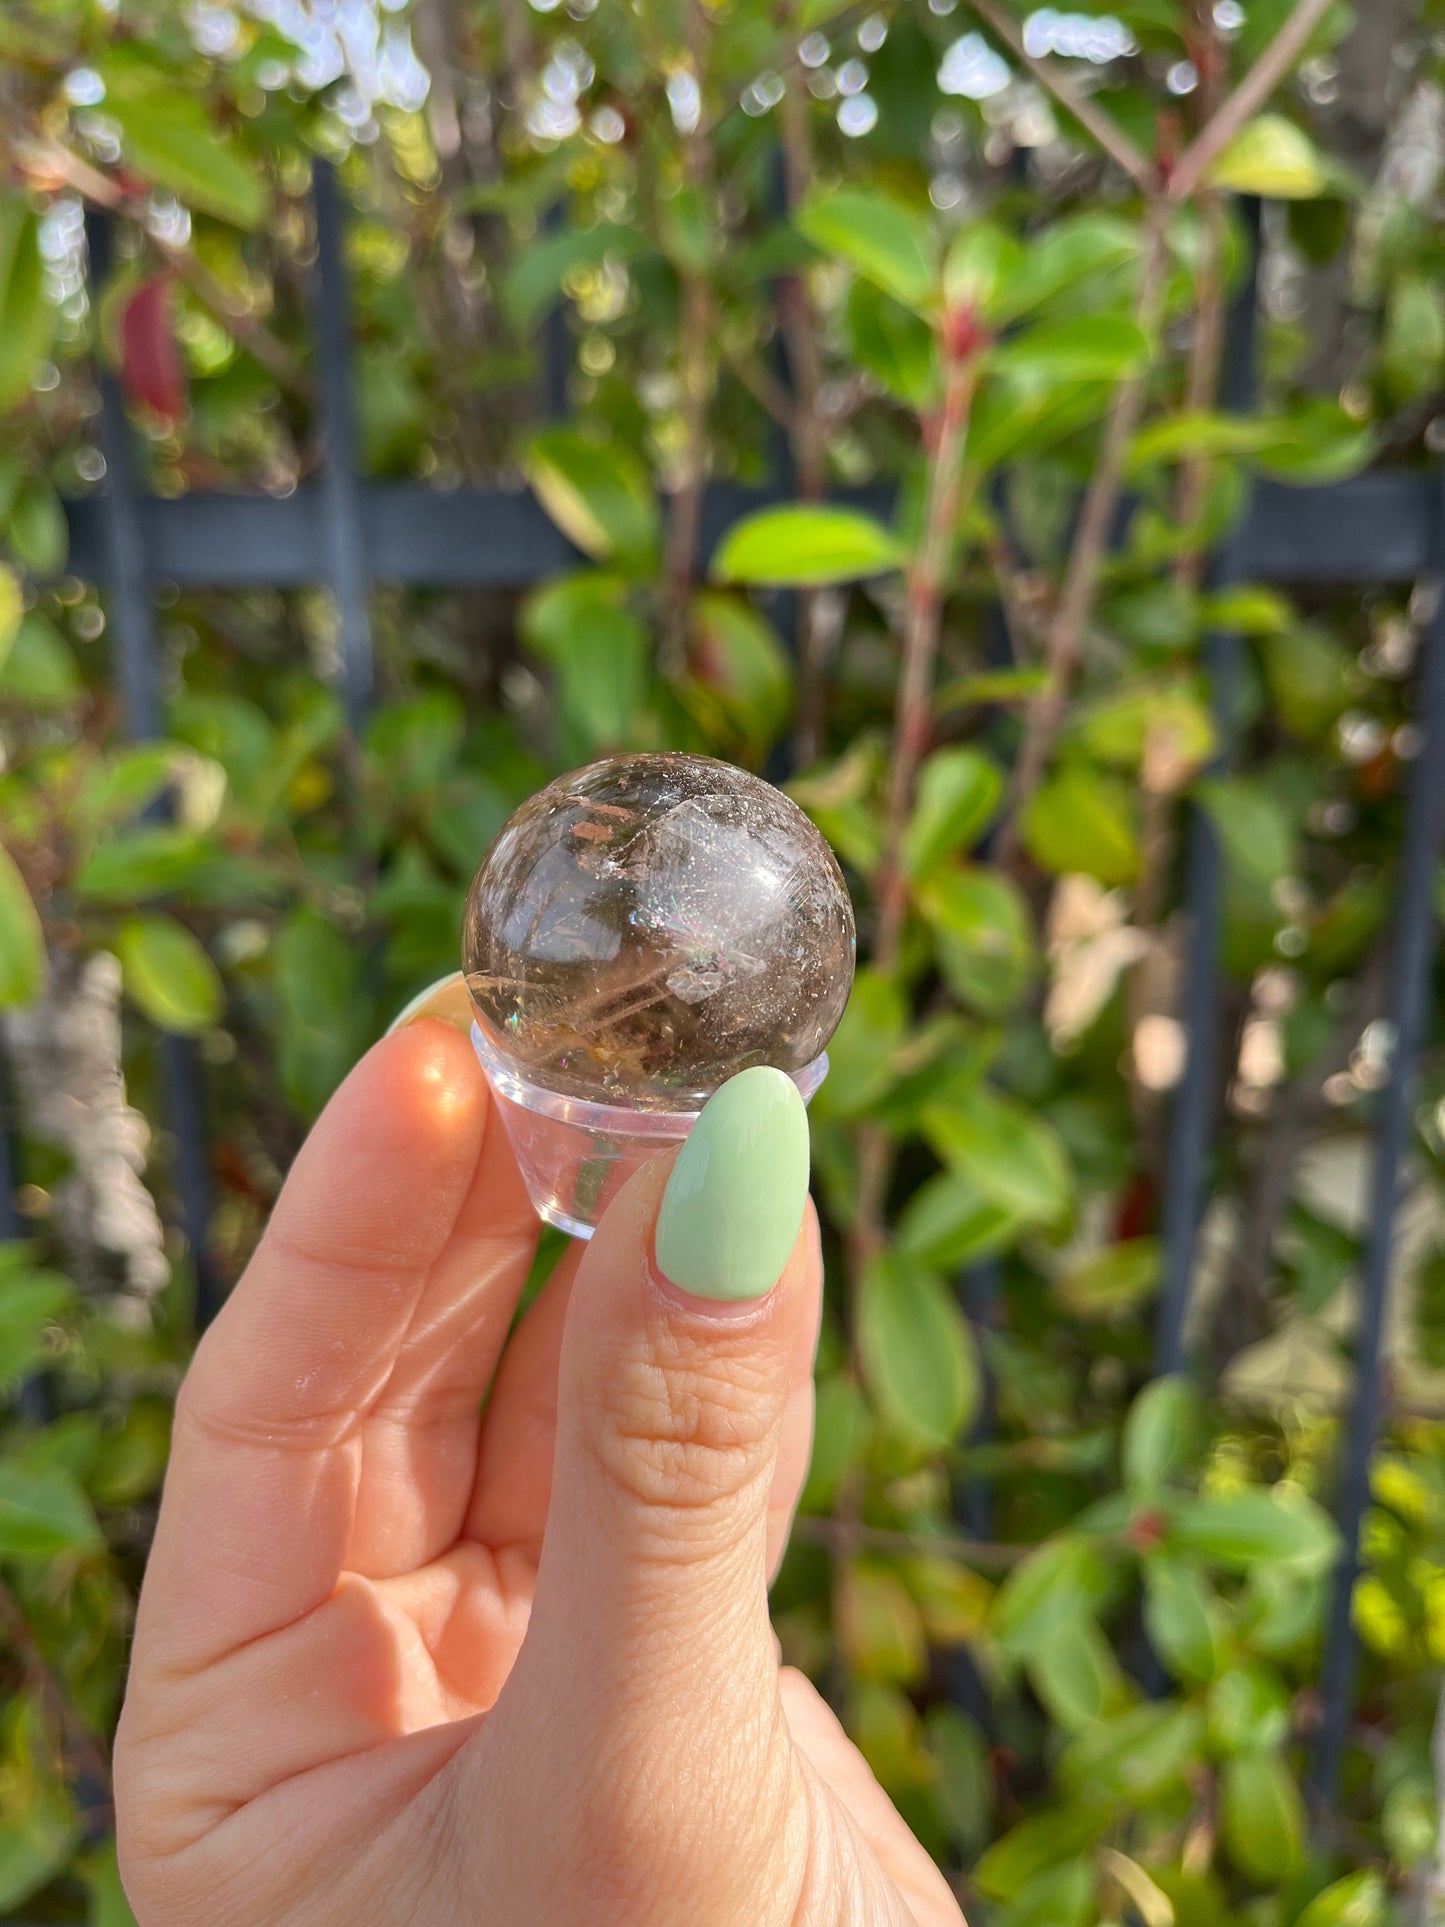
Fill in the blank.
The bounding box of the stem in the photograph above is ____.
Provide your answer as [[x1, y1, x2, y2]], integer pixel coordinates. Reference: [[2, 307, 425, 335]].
[[795, 1515, 1028, 1568], [997, 200, 1171, 863], [1169, 0, 1336, 201], [1172, 193, 1228, 582], [964, 0, 1156, 192]]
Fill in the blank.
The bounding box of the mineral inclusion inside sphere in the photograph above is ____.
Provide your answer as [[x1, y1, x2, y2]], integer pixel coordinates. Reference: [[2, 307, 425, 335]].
[[464, 754, 856, 1111]]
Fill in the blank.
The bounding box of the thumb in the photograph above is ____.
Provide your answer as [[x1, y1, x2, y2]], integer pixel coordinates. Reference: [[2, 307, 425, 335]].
[[491, 1067, 818, 1905]]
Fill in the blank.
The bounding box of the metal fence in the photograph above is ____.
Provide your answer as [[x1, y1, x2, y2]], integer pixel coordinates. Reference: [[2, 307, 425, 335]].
[[4, 158, 1444, 1822]]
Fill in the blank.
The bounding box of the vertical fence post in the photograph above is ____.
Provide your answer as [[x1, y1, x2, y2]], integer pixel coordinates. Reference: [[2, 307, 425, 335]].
[[1152, 198, 1262, 1378], [1313, 464, 1445, 1803], [85, 211, 221, 1330], [312, 163, 374, 735]]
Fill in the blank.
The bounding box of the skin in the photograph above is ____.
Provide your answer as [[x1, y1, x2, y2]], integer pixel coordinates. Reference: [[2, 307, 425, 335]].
[[114, 1022, 967, 1926]]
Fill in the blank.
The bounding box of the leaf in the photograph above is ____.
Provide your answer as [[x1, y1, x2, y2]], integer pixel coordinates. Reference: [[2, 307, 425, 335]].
[[796, 188, 937, 310], [273, 908, 362, 1118], [523, 573, 650, 750], [838, 1560, 929, 1685], [0, 842, 45, 1009], [0, 612, 81, 707], [1295, 1872, 1390, 1927], [906, 1556, 993, 1646], [904, 747, 1002, 878], [88, 1395, 173, 1508], [1208, 114, 1327, 199], [857, 1251, 979, 1451], [0, 1795, 77, 1913], [943, 223, 1021, 321], [0, 1262, 76, 1389], [711, 505, 904, 588], [1055, 1238, 1161, 1321], [844, 280, 937, 408], [0, 564, 20, 669], [75, 825, 213, 902], [1002, 1862, 1096, 1927], [120, 275, 187, 423], [1021, 768, 1140, 886], [989, 314, 1151, 385], [936, 667, 1050, 710], [802, 1374, 870, 1511], [1027, 1616, 1121, 1732], [973, 1807, 1110, 1902], [991, 1535, 1110, 1661], [815, 967, 905, 1115], [1170, 1488, 1338, 1574], [0, 201, 54, 410], [925, 1085, 1071, 1225], [686, 591, 792, 749], [103, 69, 268, 228], [1129, 410, 1298, 469], [919, 865, 1034, 1018], [1123, 1375, 1203, 1493], [504, 222, 656, 330], [1382, 273, 1445, 404], [7, 479, 68, 575], [1059, 1701, 1207, 1807], [118, 915, 224, 1034], [996, 212, 1140, 322], [1075, 684, 1215, 783], [1220, 1750, 1305, 1882], [85, 1837, 141, 1927], [1207, 1664, 1291, 1754], [526, 430, 659, 564], [1198, 777, 1295, 888], [0, 1462, 102, 1557], [897, 1171, 1020, 1270], [1143, 1554, 1218, 1684]]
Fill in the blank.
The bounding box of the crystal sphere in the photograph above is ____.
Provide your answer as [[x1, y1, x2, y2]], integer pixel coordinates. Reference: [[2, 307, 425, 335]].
[[463, 754, 855, 1111]]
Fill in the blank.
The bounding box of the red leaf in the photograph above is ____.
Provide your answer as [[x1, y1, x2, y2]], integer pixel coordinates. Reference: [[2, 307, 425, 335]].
[[120, 276, 187, 425]]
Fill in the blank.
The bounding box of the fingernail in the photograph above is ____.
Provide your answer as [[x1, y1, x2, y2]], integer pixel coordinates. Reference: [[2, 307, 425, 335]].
[[654, 1066, 810, 1303], [386, 971, 474, 1036]]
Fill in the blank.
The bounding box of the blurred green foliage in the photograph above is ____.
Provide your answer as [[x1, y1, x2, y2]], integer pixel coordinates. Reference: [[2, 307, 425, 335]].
[[2, 0, 1445, 1920]]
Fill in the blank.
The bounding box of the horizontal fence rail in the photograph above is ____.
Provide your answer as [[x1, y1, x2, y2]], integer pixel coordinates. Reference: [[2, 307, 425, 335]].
[[2, 159, 1442, 1839]]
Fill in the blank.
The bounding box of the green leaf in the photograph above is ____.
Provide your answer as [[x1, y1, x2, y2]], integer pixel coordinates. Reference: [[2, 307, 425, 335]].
[[989, 314, 1151, 385], [919, 865, 1034, 1018], [1055, 1238, 1161, 1322], [1170, 1488, 1338, 1574], [527, 431, 658, 564], [1207, 1664, 1291, 1754], [1123, 1374, 1203, 1493], [523, 573, 650, 750], [504, 222, 656, 330], [802, 1373, 870, 1511], [1129, 410, 1298, 469], [86, 1837, 141, 1927], [1198, 776, 1295, 888], [0, 202, 54, 410], [796, 188, 937, 310], [1021, 767, 1140, 885], [686, 591, 792, 749], [844, 280, 937, 408], [995, 213, 1140, 322], [906, 1556, 993, 1646], [991, 1534, 1110, 1660], [1208, 114, 1327, 198], [273, 908, 362, 1118], [0, 841, 44, 1009], [711, 505, 904, 588], [1295, 1872, 1390, 1927], [838, 1560, 929, 1685], [936, 667, 1050, 711], [925, 1086, 1071, 1225], [1075, 683, 1215, 781], [896, 1171, 1020, 1270], [1000, 1862, 1096, 1927], [103, 69, 268, 228], [1262, 624, 1351, 741], [75, 825, 213, 903], [943, 223, 1021, 321], [0, 564, 20, 670], [857, 1251, 979, 1451], [0, 1264, 76, 1389], [1027, 1616, 1121, 1732], [88, 1395, 173, 1508], [815, 966, 905, 1116], [7, 479, 67, 575], [118, 914, 224, 1034], [0, 1793, 77, 1913], [1143, 1554, 1219, 1684], [1060, 1701, 1207, 1807], [1382, 273, 1445, 403], [0, 612, 81, 708], [1220, 1750, 1305, 1882], [973, 1807, 1110, 1902], [904, 747, 1002, 879], [0, 1462, 102, 1557]]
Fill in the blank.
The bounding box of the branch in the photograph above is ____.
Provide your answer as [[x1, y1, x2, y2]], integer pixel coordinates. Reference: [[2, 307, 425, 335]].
[[794, 1514, 1029, 1568], [997, 200, 1172, 864], [964, 0, 1156, 192], [1169, 0, 1335, 200], [19, 134, 310, 400]]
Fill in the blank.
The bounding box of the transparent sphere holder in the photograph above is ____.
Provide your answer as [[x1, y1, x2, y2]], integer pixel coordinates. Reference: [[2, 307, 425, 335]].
[[471, 1022, 828, 1239]]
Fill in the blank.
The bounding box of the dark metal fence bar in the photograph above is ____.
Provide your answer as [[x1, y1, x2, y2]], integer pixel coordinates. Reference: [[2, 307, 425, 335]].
[[1313, 467, 1445, 1801], [312, 162, 374, 734], [84, 212, 221, 1328], [1153, 199, 1262, 1379], [59, 471, 1442, 594]]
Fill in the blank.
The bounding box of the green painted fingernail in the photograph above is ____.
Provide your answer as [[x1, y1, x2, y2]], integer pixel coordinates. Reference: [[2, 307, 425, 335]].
[[655, 1067, 810, 1303]]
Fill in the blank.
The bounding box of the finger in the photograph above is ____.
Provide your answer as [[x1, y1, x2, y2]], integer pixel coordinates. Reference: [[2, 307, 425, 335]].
[[483, 1069, 820, 1901], [465, 1208, 820, 1576], [138, 1023, 536, 1672], [778, 1669, 966, 1927]]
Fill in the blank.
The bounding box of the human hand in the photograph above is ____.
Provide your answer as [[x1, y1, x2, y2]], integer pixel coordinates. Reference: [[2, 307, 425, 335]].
[[115, 1017, 965, 1925]]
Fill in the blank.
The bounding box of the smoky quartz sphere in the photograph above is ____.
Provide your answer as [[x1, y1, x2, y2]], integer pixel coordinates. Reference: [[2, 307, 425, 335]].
[[464, 754, 856, 1111]]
